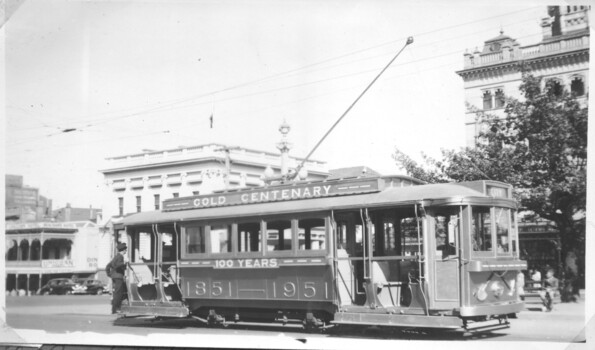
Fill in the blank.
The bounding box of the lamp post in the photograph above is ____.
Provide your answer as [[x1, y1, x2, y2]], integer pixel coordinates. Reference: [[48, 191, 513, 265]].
[[276, 120, 292, 178]]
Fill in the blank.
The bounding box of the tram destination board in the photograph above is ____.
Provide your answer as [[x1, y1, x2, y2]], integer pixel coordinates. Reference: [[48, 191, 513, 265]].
[[162, 177, 384, 211]]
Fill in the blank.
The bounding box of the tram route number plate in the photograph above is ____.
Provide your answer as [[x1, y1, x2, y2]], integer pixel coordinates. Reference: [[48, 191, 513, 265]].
[[185, 279, 330, 300]]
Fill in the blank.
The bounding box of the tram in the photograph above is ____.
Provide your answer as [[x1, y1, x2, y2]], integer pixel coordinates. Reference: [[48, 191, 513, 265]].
[[115, 174, 526, 331]]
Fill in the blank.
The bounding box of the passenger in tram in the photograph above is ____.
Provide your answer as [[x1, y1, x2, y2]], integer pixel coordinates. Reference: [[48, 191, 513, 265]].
[[110, 243, 129, 314], [436, 229, 456, 257]]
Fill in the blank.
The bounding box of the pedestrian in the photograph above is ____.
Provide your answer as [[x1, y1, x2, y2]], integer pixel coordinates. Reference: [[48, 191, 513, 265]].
[[109, 242, 129, 314], [540, 269, 559, 312]]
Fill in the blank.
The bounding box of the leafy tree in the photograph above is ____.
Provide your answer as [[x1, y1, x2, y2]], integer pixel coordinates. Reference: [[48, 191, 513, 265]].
[[394, 73, 587, 263]]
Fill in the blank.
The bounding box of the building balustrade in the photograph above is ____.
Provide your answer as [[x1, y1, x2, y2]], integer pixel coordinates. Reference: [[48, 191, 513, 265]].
[[105, 143, 327, 174], [464, 34, 589, 69]]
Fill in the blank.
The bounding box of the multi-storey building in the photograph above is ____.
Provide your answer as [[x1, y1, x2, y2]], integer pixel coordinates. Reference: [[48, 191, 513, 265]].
[[99, 143, 329, 222], [5, 221, 109, 295], [456, 6, 589, 282], [5, 175, 53, 222], [457, 5, 589, 147]]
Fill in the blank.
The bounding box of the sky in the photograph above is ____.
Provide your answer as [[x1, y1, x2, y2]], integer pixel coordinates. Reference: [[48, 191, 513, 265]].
[[3, 0, 554, 209]]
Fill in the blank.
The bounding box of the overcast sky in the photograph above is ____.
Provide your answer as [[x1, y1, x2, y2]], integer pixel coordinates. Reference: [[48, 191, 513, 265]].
[[4, 0, 554, 209]]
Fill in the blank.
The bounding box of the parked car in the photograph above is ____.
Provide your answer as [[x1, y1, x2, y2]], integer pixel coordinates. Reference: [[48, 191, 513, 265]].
[[73, 278, 109, 295], [38, 278, 77, 295]]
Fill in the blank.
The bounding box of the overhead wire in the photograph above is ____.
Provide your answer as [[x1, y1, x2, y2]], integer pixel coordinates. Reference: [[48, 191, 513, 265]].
[[6, 7, 545, 155], [7, 6, 543, 135]]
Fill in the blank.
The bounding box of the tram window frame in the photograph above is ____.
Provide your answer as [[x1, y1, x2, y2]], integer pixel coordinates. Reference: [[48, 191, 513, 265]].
[[471, 206, 513, 258], [157, 224, 177, 262], [296, 216, 329, 256], [265, 218, 294, 253], [494, 207, 513, 256], [209, 223, 233, 256], [130, 227, 154, 263], [471, 206, 493, 257], [182, 225, 207, 257], [399, 216, 424, 257], [237, 220, 263, 256], [434, 209, 460, 260]]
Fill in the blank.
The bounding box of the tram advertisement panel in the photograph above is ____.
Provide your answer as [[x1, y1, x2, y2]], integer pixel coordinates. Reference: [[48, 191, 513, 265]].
[[163, 178, 383, 211], [181, 265, 333, 302]]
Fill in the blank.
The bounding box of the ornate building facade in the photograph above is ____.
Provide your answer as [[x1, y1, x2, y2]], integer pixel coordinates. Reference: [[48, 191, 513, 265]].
[[5, 221, 108, 294], [457, 5, 589, 147], [456, 6, 589, 282]]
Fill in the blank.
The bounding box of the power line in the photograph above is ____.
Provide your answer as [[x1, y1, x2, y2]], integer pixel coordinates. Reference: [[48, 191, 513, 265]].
[[8, 7, 543, 134]]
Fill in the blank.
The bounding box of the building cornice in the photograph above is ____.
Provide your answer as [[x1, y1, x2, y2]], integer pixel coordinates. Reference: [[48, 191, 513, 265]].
[[456, 48, 589, 79]]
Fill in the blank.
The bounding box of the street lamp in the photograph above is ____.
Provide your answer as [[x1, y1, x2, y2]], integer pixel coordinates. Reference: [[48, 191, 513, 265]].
[[276, 120, 293, 177]]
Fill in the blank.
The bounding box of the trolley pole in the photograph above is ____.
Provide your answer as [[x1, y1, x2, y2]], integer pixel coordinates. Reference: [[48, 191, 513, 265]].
[[289, 36, 414, 181]]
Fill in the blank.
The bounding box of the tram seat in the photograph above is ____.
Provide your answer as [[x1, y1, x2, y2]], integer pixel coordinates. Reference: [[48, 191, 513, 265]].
[[131, 264, 155, 285], [372, 262, 401, 308], [128, 264, 161, 302]]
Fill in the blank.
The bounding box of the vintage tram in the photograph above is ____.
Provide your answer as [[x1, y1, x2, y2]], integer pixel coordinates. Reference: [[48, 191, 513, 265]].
[[115, 174, 526, 331]]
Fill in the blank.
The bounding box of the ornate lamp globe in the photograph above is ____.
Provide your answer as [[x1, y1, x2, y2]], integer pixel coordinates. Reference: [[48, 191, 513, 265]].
[[279, 120, 291, 137]]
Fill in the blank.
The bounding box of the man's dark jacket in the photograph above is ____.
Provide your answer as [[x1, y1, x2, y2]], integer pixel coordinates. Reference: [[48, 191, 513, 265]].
[[110, 253, 126, 279]]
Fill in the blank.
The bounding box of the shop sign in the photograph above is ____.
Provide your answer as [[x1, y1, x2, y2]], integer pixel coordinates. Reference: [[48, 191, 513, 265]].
[[42, 259, 75, 269]]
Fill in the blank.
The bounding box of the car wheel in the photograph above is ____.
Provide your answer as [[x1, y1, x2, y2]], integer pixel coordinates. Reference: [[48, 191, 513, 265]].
[[42, 290, 50, 296], [65, 290, 72, 295], [96, 289, 103, 295]]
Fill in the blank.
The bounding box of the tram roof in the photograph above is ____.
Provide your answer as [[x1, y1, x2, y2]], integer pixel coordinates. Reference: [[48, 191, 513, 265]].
[[121, 179, 516, 226]]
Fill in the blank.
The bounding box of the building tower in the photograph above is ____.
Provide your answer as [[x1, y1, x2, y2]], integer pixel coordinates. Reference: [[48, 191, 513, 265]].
[[456, 6, 589, 147]]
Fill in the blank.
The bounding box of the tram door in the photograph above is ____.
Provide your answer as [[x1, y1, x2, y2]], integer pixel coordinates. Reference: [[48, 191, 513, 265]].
[[335, 211, 367, 306], [122, 224, 187, 317], [430, 208, 461, 310], [335, 209, 409, 308]]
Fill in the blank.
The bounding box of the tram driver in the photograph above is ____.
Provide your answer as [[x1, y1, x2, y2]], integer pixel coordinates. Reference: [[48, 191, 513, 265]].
[[436, 229, 456, 258]]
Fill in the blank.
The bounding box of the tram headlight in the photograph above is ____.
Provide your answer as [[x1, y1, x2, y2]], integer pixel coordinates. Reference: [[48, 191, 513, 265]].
[[490, 281, 504, 298]]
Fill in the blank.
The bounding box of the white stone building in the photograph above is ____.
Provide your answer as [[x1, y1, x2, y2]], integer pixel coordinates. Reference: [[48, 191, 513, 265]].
[[99, 143, 329, 222]]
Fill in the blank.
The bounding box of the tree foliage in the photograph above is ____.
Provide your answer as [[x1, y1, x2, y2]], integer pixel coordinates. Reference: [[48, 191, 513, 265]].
[[393, 73, 587, 250]]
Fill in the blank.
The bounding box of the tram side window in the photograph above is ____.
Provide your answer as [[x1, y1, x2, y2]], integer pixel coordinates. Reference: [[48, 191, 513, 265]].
[[472, 207, 492, 252], [495, 208, 511, 254], [435, 212, 459, 258], [335, 211, 364, 256], [134, 231, 153, 262], [161, 232, 175, 261], [186, 226, 206, 254], [210, 224, 232, 253], [266, 219, 293, 251], [298, 218, 326, 251], [238, 222, 262, 253], [400, 217, 423, 256]]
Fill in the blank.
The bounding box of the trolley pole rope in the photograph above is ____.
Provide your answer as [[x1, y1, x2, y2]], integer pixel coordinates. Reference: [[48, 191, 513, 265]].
[[289, 36, 414, 181]]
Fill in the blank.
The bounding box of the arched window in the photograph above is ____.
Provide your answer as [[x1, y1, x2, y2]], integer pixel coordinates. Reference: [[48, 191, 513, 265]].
[[546, 79, 564, 97], [19, 239, 30, 261], [570, 77, 585, 96], [483, 90, 493, 110], [6, 240, 18, 261], [30, 239, 41, 261], [495, 89, 506, 108]]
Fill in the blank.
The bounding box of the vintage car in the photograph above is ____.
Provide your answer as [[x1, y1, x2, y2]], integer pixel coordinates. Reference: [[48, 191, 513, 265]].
[[73, 278, 110, 295], [38, 278, 77, 295]]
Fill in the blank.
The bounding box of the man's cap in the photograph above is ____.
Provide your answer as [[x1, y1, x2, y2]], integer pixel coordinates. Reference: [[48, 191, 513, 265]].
[[117, 243, 127, 251]]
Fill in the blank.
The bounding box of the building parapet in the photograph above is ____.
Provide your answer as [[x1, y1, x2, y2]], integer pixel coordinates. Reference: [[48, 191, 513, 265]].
[[6, 222, 78, 230], [102, 143, 327, 174], [462, 34, 589, 70]]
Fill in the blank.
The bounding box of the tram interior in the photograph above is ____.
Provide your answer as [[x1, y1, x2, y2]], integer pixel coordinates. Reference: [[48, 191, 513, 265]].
[[123, 226, 183, 304], [334, 207, 427, 310]]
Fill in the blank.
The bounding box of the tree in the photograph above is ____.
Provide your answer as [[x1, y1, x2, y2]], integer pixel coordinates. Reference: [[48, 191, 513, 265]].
[[394, 73, 587, 264]]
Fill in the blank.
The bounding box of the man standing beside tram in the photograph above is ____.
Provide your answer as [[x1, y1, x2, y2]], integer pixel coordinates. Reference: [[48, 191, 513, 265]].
[[107, 243, 129, 314]]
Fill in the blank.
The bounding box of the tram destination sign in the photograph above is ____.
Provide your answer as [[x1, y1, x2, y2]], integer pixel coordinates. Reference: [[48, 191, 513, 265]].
[[163, 178, 383, 211]]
